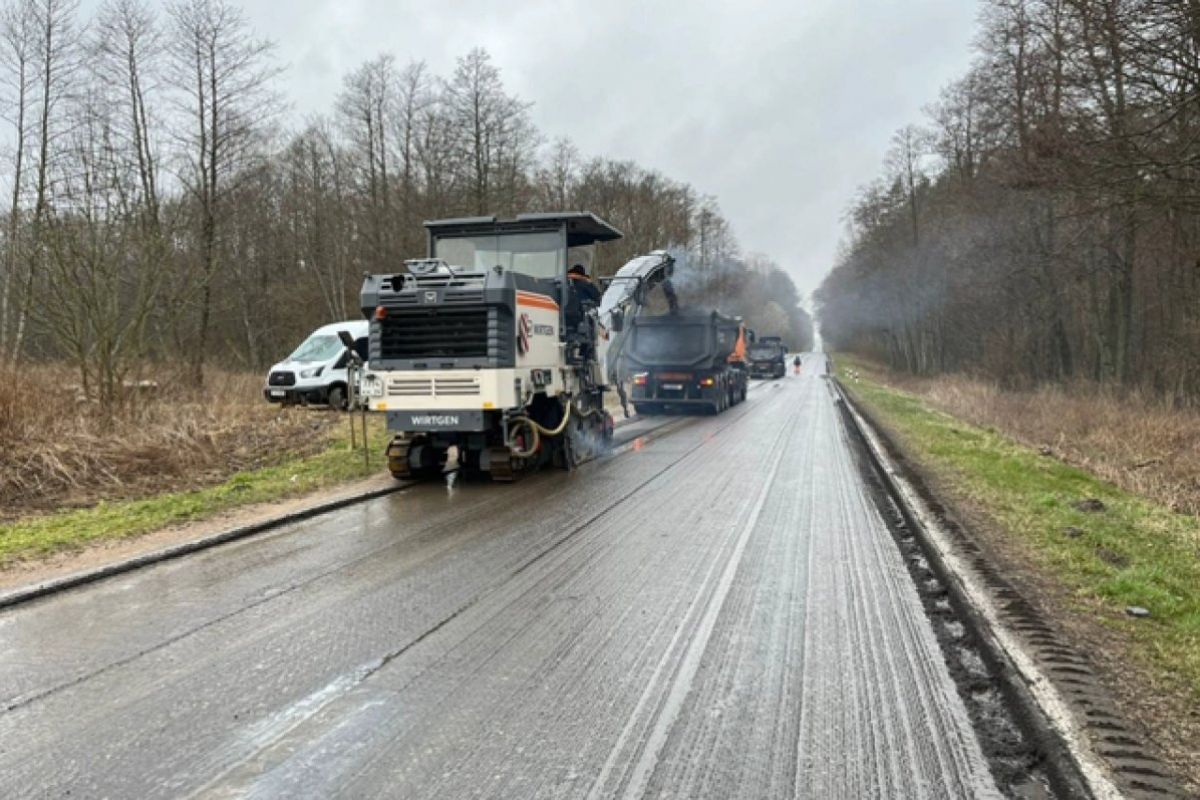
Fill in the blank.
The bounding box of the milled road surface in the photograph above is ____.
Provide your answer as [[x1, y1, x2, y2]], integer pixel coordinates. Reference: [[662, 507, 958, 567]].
[[0, 357, 1003, 799]]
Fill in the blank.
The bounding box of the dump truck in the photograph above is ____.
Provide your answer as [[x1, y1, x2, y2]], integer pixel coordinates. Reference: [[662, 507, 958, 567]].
[[748, 335, 787, 379], [624, 308, 750, 415], [356, 213, 677, 481]]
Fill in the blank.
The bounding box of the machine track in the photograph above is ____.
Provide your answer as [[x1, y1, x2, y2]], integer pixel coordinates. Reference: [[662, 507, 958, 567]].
[[385, 436, 413, 481], [486, 446, 517, 482]]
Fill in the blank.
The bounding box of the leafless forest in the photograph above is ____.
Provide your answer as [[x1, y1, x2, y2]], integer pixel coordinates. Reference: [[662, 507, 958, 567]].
[[817, 0, 1200, 404], [0, 0, 812, 405]]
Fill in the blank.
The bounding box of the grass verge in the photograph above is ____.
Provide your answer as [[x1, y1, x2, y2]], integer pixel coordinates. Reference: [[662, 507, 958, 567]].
[[836, 356, 1200, 702], [0, 414, 390, 567]]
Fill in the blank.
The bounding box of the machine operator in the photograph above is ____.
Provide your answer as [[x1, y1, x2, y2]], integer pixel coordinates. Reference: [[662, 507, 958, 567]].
[[568, 264, 601, 305]]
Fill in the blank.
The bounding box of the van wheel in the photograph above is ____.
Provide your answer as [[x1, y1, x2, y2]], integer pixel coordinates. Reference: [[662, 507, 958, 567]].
[[327, 384, 347, 411]]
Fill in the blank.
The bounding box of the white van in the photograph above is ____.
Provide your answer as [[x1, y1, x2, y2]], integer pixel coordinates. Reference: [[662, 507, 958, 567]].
[[264, 320, 370, 409]]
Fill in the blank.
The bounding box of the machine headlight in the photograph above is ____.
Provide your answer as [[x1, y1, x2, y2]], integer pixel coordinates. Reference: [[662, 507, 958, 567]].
[[300, 366, 324, 379]]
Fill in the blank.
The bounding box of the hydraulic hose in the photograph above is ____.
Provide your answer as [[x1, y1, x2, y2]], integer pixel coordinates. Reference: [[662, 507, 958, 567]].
[[507, 418, 540, 458], [507, 400, 572, 458]]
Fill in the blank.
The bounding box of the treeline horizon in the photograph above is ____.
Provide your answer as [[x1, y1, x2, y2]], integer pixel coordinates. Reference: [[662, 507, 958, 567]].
[[0, 0, 811, 406], [816, 0, 1200, 404]]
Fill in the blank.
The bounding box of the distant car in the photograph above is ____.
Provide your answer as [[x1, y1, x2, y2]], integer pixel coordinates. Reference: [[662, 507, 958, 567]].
[[264, 320, 369, 409]]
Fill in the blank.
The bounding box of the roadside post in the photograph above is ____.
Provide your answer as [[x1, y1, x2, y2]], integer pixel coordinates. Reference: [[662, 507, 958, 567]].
[[337, 331, 370, 468], [360, 384, 369, 468], [347, 360, 358, 450]]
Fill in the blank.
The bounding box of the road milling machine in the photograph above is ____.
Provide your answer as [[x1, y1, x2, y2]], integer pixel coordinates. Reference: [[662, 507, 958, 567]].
[[357, 213, 676, 482]]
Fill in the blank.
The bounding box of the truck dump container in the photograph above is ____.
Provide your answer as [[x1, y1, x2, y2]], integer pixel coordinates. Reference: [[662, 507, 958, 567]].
[[623, 308, 749, 415]]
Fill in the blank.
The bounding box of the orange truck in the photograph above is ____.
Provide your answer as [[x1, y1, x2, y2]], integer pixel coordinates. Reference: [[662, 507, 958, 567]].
[[624, 308, 750, 415]]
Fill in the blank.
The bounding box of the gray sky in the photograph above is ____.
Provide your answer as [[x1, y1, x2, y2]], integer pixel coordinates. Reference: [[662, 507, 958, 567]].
[[242, 0, 980, 296]]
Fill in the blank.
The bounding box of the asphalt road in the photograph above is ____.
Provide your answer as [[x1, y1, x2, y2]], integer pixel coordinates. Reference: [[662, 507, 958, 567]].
[[0, 356, 1004, 799]]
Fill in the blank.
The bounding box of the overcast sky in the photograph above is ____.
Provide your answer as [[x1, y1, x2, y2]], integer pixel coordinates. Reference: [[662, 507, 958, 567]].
[[237, 0, 980, 296]]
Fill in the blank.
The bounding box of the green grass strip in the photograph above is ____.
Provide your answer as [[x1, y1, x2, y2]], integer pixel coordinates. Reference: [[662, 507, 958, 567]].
[[836, 356, 1200, 701], [0, 418, 392, 567]]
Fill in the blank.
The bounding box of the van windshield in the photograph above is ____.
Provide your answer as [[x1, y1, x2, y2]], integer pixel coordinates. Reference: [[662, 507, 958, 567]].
[[289, 335, 343, 363]]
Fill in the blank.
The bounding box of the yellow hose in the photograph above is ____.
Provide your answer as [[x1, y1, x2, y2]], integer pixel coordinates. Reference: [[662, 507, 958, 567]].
[[507, 418, 540, 458], [522, 400, 573, 437], [507, 400, 572, 458]]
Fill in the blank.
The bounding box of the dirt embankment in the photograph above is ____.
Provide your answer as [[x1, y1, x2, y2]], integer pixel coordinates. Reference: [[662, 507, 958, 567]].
[[0, 365, 341, 521]]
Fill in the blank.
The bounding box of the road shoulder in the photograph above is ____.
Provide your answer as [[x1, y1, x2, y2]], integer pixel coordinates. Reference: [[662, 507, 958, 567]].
[[0, 411, 673, 603], [836, 364, 1198, 798], [0, 473, 403, 600]]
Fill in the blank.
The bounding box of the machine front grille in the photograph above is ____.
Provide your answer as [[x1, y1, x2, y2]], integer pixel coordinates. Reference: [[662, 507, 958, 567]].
[[434, 377, 481, 396], [379, 308, 489, 360], [387, 378, 433, 396], [407, 272, 488, 289], [386, 376, 482, 398], [268, 371, 295, 386]]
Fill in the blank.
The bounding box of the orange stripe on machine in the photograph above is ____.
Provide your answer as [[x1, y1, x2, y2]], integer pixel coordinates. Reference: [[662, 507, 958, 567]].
[[516, 291, 559, 311]]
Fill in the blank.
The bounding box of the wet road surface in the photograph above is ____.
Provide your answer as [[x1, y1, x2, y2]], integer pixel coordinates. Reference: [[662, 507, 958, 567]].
[[0, 356, 1002, 799]]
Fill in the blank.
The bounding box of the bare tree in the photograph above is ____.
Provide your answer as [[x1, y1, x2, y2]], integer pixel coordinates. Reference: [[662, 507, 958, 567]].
[[0, 0, 37, 358], [414, 91, 456, 219], [94, 0, 162, 231], [536, 137, 580, 210], [886, 125, 928, 248], [284, 120, 353, 321], [166, 0, 280, 382], [445, 48, 534, 215], [39, 83, 159, 410], [8, 0, 80, 359], [393, 59, 430, 255], [337, 53, 397, 270]]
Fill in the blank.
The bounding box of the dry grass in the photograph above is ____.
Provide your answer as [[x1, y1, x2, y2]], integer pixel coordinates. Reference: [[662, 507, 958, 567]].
[[0, 363, 341, 520], [850, 362, 1200, 518]]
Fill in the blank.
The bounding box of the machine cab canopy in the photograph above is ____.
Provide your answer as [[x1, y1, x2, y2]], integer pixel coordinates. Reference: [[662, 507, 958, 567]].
[[424, 213, 623, 281]]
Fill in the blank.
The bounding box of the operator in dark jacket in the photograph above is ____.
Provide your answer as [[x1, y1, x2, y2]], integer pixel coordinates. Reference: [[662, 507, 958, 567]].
[[568, 264, 601, 305], [565, 264, 601, 365]]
